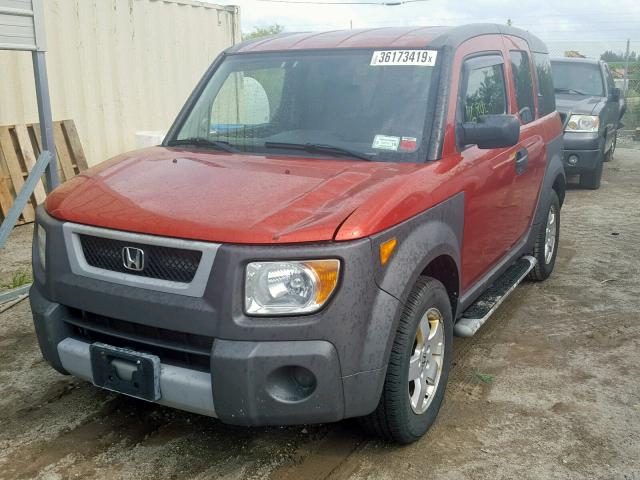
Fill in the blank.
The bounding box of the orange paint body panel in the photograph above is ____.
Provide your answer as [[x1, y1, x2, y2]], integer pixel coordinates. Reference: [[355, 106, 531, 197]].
[[45, 147, 431, 244]]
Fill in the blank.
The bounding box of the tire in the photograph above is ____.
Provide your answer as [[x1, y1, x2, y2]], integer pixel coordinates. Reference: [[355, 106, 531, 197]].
[[604, 132, 617, 162], [579, 156, 603, 189], [359, 277, 453, 444], [528, 190, 560, 281]]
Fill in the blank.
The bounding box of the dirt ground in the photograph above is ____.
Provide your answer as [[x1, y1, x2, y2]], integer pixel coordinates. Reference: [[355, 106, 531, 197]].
[[1, 147, 639, 480]]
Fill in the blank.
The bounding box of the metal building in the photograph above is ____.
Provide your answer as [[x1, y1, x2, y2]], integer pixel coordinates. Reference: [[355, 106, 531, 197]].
[[0, 0, 241, 166]]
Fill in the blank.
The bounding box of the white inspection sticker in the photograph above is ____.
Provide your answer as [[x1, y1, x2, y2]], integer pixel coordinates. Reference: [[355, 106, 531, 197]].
[[372, 134, 400, 151], [370, 49, 437, 66]]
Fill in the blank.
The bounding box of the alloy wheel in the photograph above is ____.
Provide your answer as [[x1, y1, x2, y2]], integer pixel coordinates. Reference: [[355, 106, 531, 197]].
[[408, 308, 445, 414], [544, 205, 557, 264]]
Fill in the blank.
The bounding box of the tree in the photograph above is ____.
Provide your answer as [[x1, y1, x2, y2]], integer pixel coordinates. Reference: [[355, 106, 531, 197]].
[[601, 50, 638, 64], [506, 18, 513, 27], [242, 24, 284, 41]]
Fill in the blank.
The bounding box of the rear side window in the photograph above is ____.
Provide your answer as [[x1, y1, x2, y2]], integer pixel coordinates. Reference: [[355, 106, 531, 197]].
[[461, 57, 507, 123], [509, 51, 535, 124], [532, 52, 556, 117]]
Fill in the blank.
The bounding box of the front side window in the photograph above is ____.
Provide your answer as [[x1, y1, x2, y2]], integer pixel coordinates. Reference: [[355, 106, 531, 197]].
[[461, 59, 507, 123], [551, 60, 605, 98], [509, 51, 535, 124], [603, 63, 615, 93], [173, 50, 438, 163], [533, 53, 556, 117]]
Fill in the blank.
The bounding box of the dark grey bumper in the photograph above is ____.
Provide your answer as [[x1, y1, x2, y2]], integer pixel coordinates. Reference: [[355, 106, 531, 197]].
[[563, 148, 603, 173], [30, 206, 397, 425], [562, 131, 604, 173]]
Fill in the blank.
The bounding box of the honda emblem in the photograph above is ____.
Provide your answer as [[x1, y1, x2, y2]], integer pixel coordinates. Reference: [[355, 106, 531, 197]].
[[122, 247, 145, 271]]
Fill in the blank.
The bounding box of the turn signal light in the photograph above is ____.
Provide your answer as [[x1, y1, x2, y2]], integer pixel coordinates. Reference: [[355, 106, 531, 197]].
[[380, 238, 397, 265]]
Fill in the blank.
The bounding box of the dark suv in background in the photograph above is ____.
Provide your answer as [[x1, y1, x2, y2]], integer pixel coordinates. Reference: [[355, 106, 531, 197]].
[[551, 58, 626, 189]]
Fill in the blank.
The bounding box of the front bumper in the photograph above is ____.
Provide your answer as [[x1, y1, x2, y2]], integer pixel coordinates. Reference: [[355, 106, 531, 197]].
[[30, 206, 399, 426], [58, 337, 217, 416], [562, 131, 604, 173]]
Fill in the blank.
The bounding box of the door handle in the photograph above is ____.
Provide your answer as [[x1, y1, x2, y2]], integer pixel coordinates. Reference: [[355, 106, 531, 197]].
[[515, 148, 529, 175]]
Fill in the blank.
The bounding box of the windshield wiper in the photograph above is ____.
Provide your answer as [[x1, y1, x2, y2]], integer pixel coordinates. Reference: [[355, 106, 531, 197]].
[[555, 87, 589, 96], [263, 142, 373, 162], [167, 137, 238, 153]]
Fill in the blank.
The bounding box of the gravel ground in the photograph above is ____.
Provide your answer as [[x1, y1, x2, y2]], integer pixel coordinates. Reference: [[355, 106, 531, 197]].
[[0, 147, 639, 480], [0, 223, 33, 288]]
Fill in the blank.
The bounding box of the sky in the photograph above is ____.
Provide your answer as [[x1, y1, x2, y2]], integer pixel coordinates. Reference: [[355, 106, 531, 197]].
[[226, 0, 640, 59]]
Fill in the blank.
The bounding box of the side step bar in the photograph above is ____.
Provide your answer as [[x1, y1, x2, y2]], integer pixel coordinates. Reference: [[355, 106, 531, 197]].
[[454, 256, 537, 337]]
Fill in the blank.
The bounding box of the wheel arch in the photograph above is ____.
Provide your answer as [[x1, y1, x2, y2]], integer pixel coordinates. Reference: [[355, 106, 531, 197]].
[[420, 254, 460, 319], [364, 193, 464, 379], [552, 171, 566, 207], [369, 193, 464, 313]]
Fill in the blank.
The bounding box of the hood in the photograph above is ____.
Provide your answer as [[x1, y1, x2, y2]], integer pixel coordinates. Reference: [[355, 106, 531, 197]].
[[45, 147, 424, 244], [555, 93, 604, 116]]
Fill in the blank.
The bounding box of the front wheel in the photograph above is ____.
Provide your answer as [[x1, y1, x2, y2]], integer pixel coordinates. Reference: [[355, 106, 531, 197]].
[[604, 131, 617, 162], [359, 277, 453, 444]]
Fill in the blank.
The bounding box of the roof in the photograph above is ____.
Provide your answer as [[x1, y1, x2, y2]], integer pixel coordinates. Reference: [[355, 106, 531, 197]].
[[551, 57, 601, 65], [228, 24, 548, 54], [158, 0, 236, 12]]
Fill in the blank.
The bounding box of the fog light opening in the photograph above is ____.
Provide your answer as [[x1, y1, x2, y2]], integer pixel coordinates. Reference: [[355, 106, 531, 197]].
[[266, 366, 317, 403], [567, 154, 579, 166]]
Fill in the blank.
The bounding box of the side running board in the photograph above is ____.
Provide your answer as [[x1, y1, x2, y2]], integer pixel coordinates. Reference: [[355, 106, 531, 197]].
[[454, 256, 537, 337]]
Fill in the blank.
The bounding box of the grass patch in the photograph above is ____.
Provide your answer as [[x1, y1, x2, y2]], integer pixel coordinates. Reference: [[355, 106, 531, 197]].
[[472, 372, 495, 384], [2, 269, 32, 289]]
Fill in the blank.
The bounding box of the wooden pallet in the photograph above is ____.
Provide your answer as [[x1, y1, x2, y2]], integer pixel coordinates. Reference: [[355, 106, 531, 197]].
[[0, 120, 88, 225]]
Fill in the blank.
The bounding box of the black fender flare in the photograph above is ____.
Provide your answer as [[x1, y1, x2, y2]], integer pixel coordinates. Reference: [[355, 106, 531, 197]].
[[364, 192, 464, 370], [529, 134, 565, 250]]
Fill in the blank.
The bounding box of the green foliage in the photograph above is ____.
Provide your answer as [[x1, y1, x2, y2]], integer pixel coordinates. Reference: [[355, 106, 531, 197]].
[[601, 50, 637, 63], [607, 62, 640, 80], [465, 67, 506, 122], [242, 24, 284, 41], [3, 269, 32, 289], [472, 372, 495, 384]]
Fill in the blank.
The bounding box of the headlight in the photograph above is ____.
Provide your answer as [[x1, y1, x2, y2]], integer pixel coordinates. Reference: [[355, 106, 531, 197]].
[[565, 115, 599, 133], [245, 260, 340, 315], [37, 224, 46, 270]]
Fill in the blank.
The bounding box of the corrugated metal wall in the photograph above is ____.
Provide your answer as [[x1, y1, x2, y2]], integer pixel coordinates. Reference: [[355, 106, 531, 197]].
[[0, 0, 240, 165]]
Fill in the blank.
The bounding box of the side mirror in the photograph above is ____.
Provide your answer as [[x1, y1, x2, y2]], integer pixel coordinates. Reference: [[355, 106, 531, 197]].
[[609, 87, 621, 102], [459, 114, 520, 149]]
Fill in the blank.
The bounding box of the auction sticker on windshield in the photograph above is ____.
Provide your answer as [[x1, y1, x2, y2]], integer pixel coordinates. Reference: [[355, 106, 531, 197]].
[[372, 134, 400, 151], [370, 50, 437, 66]]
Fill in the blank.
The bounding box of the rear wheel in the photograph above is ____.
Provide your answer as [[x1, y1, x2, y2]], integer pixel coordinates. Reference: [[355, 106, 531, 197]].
[[359, 277, 453, 444], [528, 190, 560, 281]]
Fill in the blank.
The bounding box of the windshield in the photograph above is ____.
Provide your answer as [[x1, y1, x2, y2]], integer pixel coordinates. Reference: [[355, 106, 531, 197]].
[[171, 50, 438, 162], [551, 61, 605, 97]]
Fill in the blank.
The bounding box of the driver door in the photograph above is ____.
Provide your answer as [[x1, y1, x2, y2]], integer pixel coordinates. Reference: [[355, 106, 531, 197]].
[[458, 54, 522, 289]]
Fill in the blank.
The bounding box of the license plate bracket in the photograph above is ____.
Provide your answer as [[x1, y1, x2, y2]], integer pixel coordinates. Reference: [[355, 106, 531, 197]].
[[90, 342, 161, 401]]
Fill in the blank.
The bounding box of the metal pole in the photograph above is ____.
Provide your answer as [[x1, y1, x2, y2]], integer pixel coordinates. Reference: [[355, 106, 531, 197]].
[[0, 151, 51, 248], [623, 39, 630, 96], [32, 50, 59, 191]]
